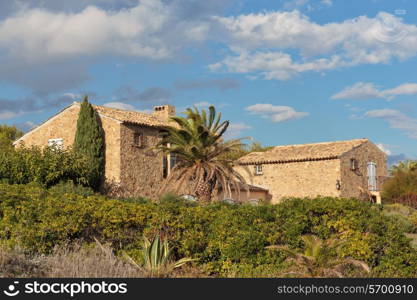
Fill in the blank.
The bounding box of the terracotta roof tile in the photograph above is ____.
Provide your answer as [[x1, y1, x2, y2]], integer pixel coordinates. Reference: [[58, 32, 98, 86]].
[[238, 139, 369, 165], [74, 103, 172, 127]]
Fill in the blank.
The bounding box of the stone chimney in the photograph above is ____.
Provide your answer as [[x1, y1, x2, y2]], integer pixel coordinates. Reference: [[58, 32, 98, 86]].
[[153, 105, 176, 121]]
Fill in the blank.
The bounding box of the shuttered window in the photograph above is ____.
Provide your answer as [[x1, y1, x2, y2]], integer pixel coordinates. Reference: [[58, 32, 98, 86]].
[[254, 164, 263, 175], [367, 162, 377, 191]]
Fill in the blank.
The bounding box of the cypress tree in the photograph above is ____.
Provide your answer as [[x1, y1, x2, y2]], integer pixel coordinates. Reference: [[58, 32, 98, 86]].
[[74, 96, 105, 190]]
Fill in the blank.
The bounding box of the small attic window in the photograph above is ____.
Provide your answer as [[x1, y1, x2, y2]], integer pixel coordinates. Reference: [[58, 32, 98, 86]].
[[254, 164, 263, 175], [133, 132, 144, 148], [48, 138, 63, 149], [350, 158, 358, 171]]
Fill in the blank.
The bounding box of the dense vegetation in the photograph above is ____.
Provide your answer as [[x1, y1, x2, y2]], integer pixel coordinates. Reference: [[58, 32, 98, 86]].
[[74, 96, 105, 191], [0, 146, 90, 188], [0, 125, 23, 150], [0, 183, 416, 278], [383, 160, 417, 208]]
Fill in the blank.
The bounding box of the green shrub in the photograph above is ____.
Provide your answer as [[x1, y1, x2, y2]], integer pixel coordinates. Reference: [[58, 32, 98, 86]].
[[0, 146, 90, 188], [48, 181, 95, 197], [0, 183, 416, 277]]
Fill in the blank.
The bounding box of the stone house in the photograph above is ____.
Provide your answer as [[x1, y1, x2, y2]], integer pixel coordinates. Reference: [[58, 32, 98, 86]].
[[13, 102, 177, 199], [13, 102, 269, 201], [13, 103, 388, 203], [234, 139, 388, 204]]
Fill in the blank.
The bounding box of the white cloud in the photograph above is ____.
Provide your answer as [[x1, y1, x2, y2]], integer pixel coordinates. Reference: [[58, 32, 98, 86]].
[[376, 143, 392, 155], [211, 11, 417, 80], [331, 82, 385, 100], [365, 109, 417, 139], [332, 82, 417, 100], [0, 1, 199, 62], [246, 103, 309, 122], [225, 122, 252, 138], [383, 83, 417, 97], [0, 0, 211, 92], [103, 102, 135, 111]]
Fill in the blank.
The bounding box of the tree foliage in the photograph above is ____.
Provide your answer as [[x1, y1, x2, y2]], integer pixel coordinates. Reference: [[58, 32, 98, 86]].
[[383, 160, 417, 208], [157, 106, 247, 202], [74, 96, 105, 191], [267, 234, 370, 277], [0, 125, 23, 149]]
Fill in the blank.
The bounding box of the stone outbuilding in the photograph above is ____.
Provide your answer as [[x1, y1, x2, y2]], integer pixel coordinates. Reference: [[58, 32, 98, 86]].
[[234, 139, 388, 204]]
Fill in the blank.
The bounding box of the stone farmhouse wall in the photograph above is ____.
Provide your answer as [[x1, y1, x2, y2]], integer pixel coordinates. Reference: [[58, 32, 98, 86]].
[[339, 141, 388, 199], [119, 123, 165, 199], [234, 159, 341, 204], [14, 104, 122, 182]]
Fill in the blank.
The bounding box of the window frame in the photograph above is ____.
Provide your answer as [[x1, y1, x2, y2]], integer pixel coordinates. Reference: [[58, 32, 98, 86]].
[[254, 164, 263, 175], [133, 132, 144, 148]]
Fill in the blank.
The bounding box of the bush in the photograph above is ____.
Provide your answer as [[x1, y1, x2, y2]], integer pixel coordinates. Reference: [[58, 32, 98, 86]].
[[0, 146, 90, 188], [383, 170, 417, 208], [0, 183, 416, 277], [48, 181, 95, 197]]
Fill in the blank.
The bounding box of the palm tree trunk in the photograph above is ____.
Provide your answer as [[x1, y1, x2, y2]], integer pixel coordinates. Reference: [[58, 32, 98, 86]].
[[196, 181, 212, 203]]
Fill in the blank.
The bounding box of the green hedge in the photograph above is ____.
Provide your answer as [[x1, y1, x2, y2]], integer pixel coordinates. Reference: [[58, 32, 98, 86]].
[[0, 183, 416, 277], [0, 147, 90, 187]]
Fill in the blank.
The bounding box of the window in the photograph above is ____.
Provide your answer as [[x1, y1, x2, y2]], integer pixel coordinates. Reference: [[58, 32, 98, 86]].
[[367, 162, 377, 191], [169, 154, 178, 171], [254, 164, 263, 175], [350, 158, 358, 171], [163, 156, 168, 179], [133, 132, 144, 147], [48, 138, 63, 149]]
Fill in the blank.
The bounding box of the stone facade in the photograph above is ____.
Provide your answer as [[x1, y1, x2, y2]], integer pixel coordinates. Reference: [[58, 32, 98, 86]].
[[339, 141, 387, 200], [235, 159, 341, 203], [14, 104, 122, 182], [13, 102, 172, 197], [235, 139, 387, 204], [119, 123, 166, 199]]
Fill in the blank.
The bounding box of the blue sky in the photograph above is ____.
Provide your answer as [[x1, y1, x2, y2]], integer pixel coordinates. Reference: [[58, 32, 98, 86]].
[[0, 0, 416, 161]]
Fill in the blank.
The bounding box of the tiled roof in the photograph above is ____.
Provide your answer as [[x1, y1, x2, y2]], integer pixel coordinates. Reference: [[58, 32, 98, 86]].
[[238, 139, 369, 165], [84, 103, 171, 127]]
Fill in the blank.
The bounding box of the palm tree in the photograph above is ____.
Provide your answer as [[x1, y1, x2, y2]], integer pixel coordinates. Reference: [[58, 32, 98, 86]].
[[157, 106, 247, 202], [266, 235, 370, 278]]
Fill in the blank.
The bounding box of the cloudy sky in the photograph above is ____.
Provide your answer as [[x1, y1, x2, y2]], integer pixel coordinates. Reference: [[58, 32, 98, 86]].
[[1, 0, 416, 160]]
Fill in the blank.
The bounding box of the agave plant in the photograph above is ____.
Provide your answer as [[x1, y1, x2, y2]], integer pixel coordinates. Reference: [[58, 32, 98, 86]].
[[125, 235, 194, 278], [266, 235, 370, 278]]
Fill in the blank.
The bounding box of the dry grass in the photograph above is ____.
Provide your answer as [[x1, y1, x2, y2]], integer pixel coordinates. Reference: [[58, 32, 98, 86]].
[[43, 242, 145, 278], [0, 242, 208, 278], [0, 247, 44, 278]]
